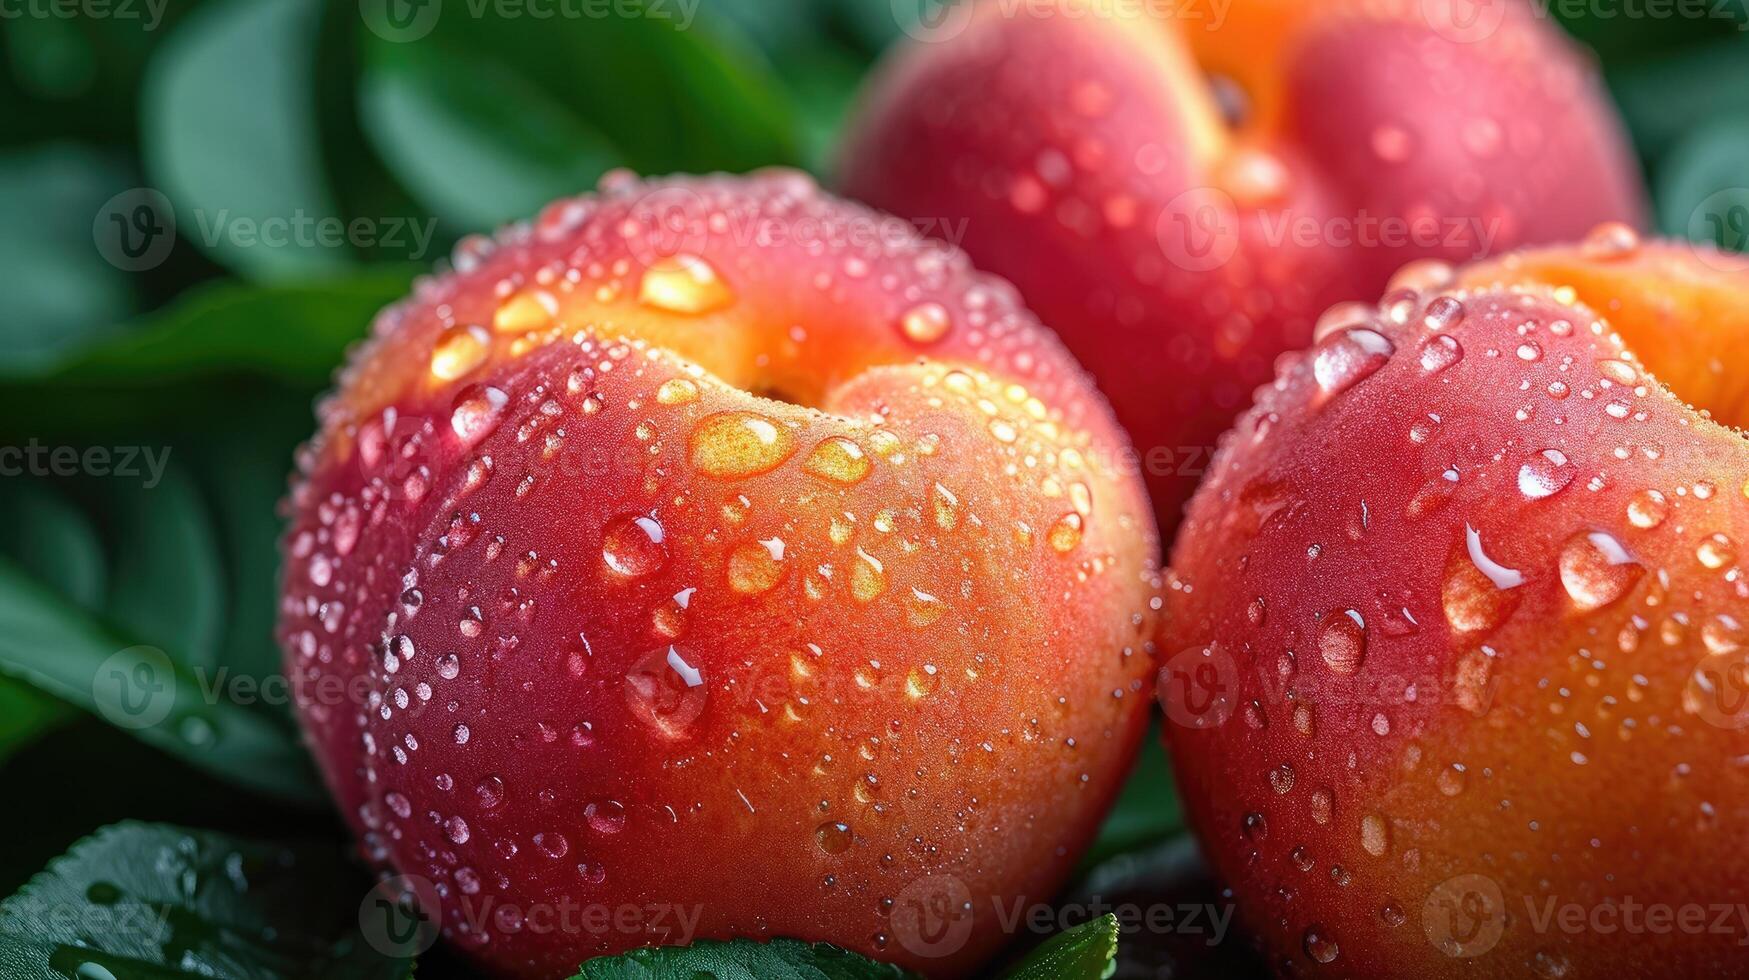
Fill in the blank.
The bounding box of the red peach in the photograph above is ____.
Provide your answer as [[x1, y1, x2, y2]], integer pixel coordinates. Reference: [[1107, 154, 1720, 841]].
[[840, 0, 1645, 537], [277, 171, 1161, 978], [1161, 230, 1749, 976]]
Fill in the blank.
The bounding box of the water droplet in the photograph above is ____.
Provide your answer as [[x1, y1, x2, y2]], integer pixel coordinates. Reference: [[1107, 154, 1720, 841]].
[[1303, 924, 1340, 963], [1048, 513, 1084, 553], [690, 412, 796, 478], [585, 799, 626, 834], [639, 254, 733, 315], [1422, 296, 1466, 331], [656, 378, 700, 405], [1698, 534, 1736, 570], [1312, 328, 1394, 397], [494, 290, 557, 333], [1626, 489, 1668, 529], [450, 385, 508, 445], [533, 831, 569, 858], [431, 325, 491, 381], [803, 436, 871, 484], [851, 548, 886, 602], [1559, 530, 1643, 610], [1518, 449, 1573, 500], [815, 820, 853, 854], [1443, 524, 1525, 632], [1269, 763, 1296, 794], [728, 538, 786, 594], [445, 815, 471, 844], [1360, 813, 1389, 856], [1581, 221, 1641, 261], [899, 302, 951, 344], [1318, 609, 1367, 675], [476, 775, 505, 809], [1419, 334, 1464, 374], [602, 514, 667, 578]]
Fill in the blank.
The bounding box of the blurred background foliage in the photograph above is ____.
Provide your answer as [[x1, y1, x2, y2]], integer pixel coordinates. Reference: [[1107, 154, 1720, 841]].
[[0, 0, 1745, 972]]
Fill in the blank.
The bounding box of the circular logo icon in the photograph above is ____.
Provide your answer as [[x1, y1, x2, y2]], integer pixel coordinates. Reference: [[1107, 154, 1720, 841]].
[[1685, 188, 1749, 273], [891, 0, 977, 43], [1685, 650, 1749, 730], [1423, 873, 1506, 958], [359, 873, 442, 957], [891, 873, 975, 959], [93, 188, 175, 273], [1158, 643, 1239, 730], [360, 0, 441, 42], [1419, 0, 1509, 44], [92, 646, 176, 730], [623, 646, 709, 738], [1155, 187, 1239, 273], [620, 183, 711, 267]]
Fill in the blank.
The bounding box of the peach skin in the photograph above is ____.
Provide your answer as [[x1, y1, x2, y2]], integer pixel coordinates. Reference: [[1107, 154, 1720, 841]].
[[277, 171, 1161, 978], [841, 0, 1645, 538], [1160, 228, 1749, 977]]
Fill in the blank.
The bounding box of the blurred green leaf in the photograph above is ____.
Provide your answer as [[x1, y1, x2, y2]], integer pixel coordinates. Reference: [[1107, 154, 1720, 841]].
[[0, 557, 320, 803], [1003, 914, 1119, 980], [410, 5, 799, 176], [575, 937, 916, 979], [0, 481, 107, 608], [0, 681, 66, 769], [1655, 114, 1749, 251], [0, 822, 409, 979], [0, 146, 135, 372], [360, 36, 622, 231], [0, 270, 412, 387], [100, 464, 228, 670], [1083, 723, 1181, 869], [142, 0, 351, 281], [1610, 39, 1749, 162]]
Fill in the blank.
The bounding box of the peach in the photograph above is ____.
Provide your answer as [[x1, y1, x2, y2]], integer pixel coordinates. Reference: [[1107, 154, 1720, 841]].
[[1161, 229, 1749, 976], [276, 171, 1161, 978], [840, 0, 1645, 536]]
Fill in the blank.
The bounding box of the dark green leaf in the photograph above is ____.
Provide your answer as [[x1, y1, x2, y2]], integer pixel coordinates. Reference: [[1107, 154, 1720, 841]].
[[0, 146, 135, 372], [360, 36, 621, 231], [0, 270, 412, 387], [0, 480, 107, 608], [101, 464, 227, 670], [574, 937, 919, 979], [0, 822, 409, 980], [1610, 40, 1749, 162], [142, 0, 351, 280], [0, 557, 320, 803], [1083, 723, 1181, 868], [1655, 114, 1749, 251], [1003, 914, 1119, 980]]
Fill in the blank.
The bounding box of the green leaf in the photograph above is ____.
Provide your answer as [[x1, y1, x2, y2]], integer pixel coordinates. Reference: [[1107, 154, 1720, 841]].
[[0, 270, 412, 387], [0, 822, 410, 980], [143, 0, 351, 280], [574, 937, 919, 979], [0, 480, 108, 608], [1610, 39, 1749, 162], [1083, 723, 1181, 868], [98, 464, 228, 670], [409, 6, 799, 177], [1655, 114, 1749, 251], [360, 36, 621, 231], [0, 681, 68, 769], [0, 146, 135, 372], [1003, 914, 1119, 980], [0, 557, 320, 804]]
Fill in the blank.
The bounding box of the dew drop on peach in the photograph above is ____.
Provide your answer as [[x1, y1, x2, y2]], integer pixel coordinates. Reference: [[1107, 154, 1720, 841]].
[[1318, 609, 1366, 675], [450, 384, 508, 445], [601, 514, 666, 578], [1559, 530, 1643, 611], [1312, 328, 1394, 397], [803, 436, 871, 484], [430, 324, 490, 381], [1518, 449, 1573, 500], [898, 302, 951, 344], [639, 254, 734, 315], [689, 411, 796, 478]]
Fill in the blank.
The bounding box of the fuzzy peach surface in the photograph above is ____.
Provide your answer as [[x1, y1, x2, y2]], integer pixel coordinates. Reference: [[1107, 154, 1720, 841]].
[[277, 171, 1161, 978], [1162, 233, 1749, 978]]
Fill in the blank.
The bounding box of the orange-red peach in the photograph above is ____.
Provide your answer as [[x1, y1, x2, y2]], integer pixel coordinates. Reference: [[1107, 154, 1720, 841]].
[[841, 0, 1645, 537], [277, 171, 1161, 978], [1161, 230, 1749, 977]]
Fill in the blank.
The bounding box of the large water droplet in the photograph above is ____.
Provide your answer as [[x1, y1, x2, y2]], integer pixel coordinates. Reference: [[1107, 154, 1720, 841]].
[[639, 254, 733, 315], [431, 325, 491, 381], [690, 412, 796, 478], [1559, 530, 1642, 610], [602, 514, 667, 578], [1312, 328, 1394, 397], [450, 385, 508, 445], [1518, 449, 1573, 500], [1318, 609, 1367, 675]]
